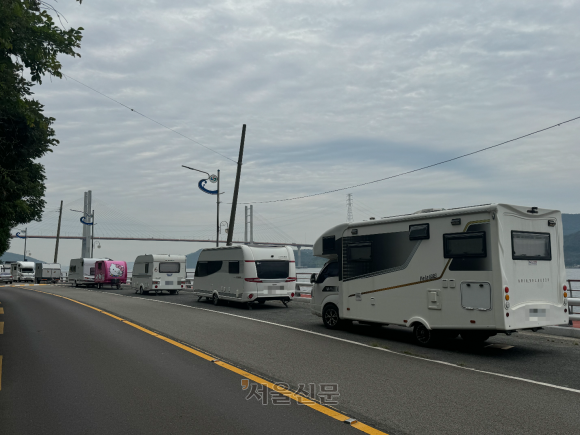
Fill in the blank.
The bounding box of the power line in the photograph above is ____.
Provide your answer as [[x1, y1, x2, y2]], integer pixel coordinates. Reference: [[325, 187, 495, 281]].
[[62, 74, 238, 165], [240, 115, 580, 204]]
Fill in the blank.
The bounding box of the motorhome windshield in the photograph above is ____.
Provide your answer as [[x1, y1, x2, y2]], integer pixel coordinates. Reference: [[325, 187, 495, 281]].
[[255, 261, 289, 279], [512, 231, 551, 261], [159, 262, 180, 273]]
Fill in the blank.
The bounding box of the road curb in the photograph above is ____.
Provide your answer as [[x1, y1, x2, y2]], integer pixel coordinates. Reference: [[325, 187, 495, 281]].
[[540, 325, 580, 339]]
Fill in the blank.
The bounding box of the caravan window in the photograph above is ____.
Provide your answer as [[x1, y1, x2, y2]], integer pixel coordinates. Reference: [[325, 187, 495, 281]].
[[70, 265, 76, 273], [159, 262, 180, 273], [21, 268, 33, 273], [195, 261, 222, 277], [256, 261, 289, 279], [443, 232, 487, 258], [228, 262, 240, 274], [409, 224, 429, 240], [347, 243, 372, 262], [512, 231, 551, 261], [145, 263, 149, 274], [89, 267, 95, 276]]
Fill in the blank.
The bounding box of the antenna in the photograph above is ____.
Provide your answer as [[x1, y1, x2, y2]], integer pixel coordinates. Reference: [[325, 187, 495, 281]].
[[346, 193, 354, 223]]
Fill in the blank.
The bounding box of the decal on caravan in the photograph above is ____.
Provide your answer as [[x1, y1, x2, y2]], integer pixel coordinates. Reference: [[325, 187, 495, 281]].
[[311, 204, 568, 346]]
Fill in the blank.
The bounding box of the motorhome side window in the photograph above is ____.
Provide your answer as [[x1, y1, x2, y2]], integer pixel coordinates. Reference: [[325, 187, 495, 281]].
[[159, 262, 180, 273], [145, 263, 149, 274], [443, 232, 487, 258], [316, 261, 339, 283], [347, 243, 372, 262], [228, 261, 240, 274], [195, 261, 222, 277], [322, 236, 336, 255], [409, 224, 429, 240], [512, 231, 551, 261], [70, 266, 76, 273]]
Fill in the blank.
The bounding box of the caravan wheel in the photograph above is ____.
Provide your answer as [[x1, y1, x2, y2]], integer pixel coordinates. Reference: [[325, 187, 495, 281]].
[[413, 323, 436, 347], [322, 304, 341, 329], [213, 294, 220, 306]]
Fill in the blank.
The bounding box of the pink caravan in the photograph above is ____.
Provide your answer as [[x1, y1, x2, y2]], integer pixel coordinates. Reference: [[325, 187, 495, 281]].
[[94, 260, 128, 289]]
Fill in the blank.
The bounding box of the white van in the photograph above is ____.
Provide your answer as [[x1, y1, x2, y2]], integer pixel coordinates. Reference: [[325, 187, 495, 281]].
[[193, 245, 296, 307], [11, 261, 35, 282], [35, 263, 61, 284], [69, 258, 109, 287], [131, 254, 186, 295], [311, 204, 568, 345]]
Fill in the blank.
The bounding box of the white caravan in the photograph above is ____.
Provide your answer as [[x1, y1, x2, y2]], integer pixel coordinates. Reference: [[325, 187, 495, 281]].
[[131, 254, 187, 295], [311, 204, 568, 345], [11, 261, 35, 282], [35, 263, 61, 284], [69, 258, 109, 287], [193, 245, 296, 307]]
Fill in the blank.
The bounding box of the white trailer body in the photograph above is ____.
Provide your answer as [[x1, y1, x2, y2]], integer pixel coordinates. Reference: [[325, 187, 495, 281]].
[[69, 258, 109, 287], [35, 263, 61, 283], [311, 204, 568, 344], [193, 245, 296, 306], [131, 254, 186, 295], [11, 261, 35, 282]]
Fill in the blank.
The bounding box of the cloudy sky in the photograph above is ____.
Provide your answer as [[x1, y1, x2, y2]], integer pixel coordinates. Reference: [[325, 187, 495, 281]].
[[8, 0, 580, 266]]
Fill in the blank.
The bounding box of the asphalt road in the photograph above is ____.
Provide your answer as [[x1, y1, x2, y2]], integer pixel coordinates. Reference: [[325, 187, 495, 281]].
[[0, 286, 360, 435], [2, 283, 580, 434], [71, 284, 580, 390]]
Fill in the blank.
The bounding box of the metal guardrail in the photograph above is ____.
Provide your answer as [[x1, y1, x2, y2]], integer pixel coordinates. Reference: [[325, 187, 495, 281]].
[[567, 280, 580, 322]]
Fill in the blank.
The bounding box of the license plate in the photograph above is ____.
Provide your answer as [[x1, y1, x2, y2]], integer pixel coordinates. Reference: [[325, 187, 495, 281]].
[[165, 281, 173, 285]]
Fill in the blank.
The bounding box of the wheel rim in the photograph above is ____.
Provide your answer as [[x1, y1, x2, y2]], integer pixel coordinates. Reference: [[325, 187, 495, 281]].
[[415, 325, 430, 344], [324, 308, 339, 326]]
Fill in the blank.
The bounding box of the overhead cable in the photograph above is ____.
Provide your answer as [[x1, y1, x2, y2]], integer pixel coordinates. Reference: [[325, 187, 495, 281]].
[[240, 115, 580, 204], [62, 74, 238, 164]]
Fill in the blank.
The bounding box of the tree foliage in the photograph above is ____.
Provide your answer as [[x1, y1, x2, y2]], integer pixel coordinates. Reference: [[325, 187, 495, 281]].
[[0, 0, 83, 256]]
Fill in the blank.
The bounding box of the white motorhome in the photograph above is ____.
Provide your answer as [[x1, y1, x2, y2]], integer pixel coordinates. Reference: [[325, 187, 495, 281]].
[[35, 263, 61, 284], [311, 204, 568, 345], [193, 245, 296, 307], [131, 254, 186, 295], [11, 261, 35, 282], [69, 258, 109, 287]]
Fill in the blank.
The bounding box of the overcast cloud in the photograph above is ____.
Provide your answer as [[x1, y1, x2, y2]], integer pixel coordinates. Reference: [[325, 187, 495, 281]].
[[9, 0, 580, 265]]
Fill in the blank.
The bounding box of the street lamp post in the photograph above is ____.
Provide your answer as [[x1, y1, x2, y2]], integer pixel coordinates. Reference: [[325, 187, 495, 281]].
[[23, 227, 28, 260], [182, 165, 221, 247]]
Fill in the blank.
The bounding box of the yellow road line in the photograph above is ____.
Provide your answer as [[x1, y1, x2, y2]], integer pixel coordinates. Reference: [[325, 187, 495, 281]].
[[0, 322, 3, 334], [0, 355, 2, 390], [20, 287, 387, 434], [0, 307, 3, 314]]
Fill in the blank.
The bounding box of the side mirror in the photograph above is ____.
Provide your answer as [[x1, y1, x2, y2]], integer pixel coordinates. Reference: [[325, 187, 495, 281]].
[[310, 273, 317, 284]]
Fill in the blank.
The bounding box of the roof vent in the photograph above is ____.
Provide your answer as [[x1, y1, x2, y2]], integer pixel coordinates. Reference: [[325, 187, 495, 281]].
[[527, 207, 539, 214], [413, 208, 445, 214]]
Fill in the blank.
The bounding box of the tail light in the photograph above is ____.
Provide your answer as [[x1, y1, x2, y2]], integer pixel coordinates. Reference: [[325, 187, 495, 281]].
[[504, 287, 509, 293], [248, 294, 254, 299], [285, 277, 297, 282], [291, 292, 295, 297], [181, 285, 183, 288], [563, 285, 568, 291], [155, 285, 158, 288], [245, 278, 262, 283]]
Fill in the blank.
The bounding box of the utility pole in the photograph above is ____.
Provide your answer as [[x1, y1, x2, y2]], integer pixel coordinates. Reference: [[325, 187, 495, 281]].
[[226, 124, 246, 246], [216, 169, 220, 247], [54, 200, 63, 263], [347, 193, 354, 223], [250, 204, 253, 243], [23, 227, 28, 260], [91, 209, 95, 258], [244, 205, 248, 244]]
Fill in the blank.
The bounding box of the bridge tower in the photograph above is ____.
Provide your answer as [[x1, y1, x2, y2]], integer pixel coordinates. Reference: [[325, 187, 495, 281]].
[[346, 193, 354, 223]]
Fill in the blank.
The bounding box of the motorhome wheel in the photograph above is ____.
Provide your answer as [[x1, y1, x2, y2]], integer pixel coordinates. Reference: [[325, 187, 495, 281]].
[[74, 280, 78, 288], [413, 323, 436, 346], [169, 290, 177, 295], [257, 300, 266, 305], [213, 294, 219, 306], [116, 284, 120, 290], [322, 304, 341, 329]]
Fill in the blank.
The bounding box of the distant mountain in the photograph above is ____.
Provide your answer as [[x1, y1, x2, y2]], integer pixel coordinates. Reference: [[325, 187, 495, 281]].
[[0, 252, 45, 264], [564, 230, 580, 268], [563, 214, 580, 236]]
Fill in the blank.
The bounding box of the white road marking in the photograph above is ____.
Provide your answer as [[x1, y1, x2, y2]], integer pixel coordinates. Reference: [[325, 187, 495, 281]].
[[38, 286, 580, 395]]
